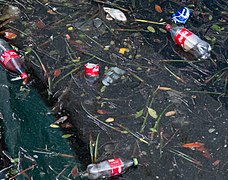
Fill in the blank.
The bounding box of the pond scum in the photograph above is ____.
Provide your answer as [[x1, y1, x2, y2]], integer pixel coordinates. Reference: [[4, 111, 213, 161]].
[[0, 0, 227, 179]]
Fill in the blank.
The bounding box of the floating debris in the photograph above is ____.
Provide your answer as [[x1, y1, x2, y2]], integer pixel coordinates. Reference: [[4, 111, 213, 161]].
[[171, 7, 192, 24], [103, 7, 127, 22]]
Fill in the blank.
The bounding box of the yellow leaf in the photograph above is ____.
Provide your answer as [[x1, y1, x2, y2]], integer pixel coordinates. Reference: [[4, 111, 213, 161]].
[[105, 117, 115, 123], [119, 48, 129, 54], [50, 123, 59, 128], [62, 134, 73, 138]]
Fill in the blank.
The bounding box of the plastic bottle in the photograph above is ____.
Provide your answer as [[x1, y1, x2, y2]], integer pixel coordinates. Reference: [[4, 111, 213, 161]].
[[0, 39, 28, 79], [165, 24, 211, 60], [102, 67, 126, 86], [84, 63, 99, 85], [85, 157, 138, 179]]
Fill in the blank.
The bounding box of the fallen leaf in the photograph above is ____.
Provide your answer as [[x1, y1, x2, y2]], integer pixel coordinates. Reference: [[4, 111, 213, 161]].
[[158, 87, 172, 91], [147, 26, 156, 33], [165, 110, 176, 117], [60, 122, 73, 129], [155, 4, 163, 13], [135, 109, 144, 118], [4, 32, 17, 40], [119, 48, 128, 54], [53, 69, 61, 77], [182, 142, 211, 159], [50, 123, 59, 128], [62, 134, 73, 138], [47, 9, 57, 14], [212, 160, 221, 166], [35, 19, 46, 29], [105, 117, 114, 123], [182, 142, 204, 148], [97, 109, 109, 114], [147, 107, 158, 119], [71, 166, 79, 178]]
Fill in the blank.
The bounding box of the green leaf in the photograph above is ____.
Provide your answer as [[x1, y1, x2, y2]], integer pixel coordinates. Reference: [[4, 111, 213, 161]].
[[208, 15, 213, 21], [100, 86, 106, 92], [135, 109, 144, 118], [210, 24, 224, 31], [159, 28, 167, 33], [147, 26, 156, 33], [62, 134, 73, 138], [147, 107, 158, 119]]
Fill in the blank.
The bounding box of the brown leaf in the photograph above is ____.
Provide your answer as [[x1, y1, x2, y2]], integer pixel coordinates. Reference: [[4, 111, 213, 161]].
[[60, 122, 73, 129], [97, 109, 109, 114], [155, 4, 163, 13], [70, 165, 79, 178], [4, 32, 17, 40], [165, 110, 176, 117], [35, 19, 46, 29]]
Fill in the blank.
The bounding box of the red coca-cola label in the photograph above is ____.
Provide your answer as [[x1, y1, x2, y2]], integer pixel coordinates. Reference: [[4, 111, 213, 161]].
[[0, 50, 20, 66], [174, 28, 192, 47], [108, 158, 123, 176], [84, 63, 99, 76]]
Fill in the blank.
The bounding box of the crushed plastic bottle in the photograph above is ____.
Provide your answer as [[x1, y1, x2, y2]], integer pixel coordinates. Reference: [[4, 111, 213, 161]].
[[0, 39, 28, 79], [165, 24, 212, 60], [85, 157, 138, 179], [171, 7, 192, 24], [84, 63, 99, 85], [102, 67, 126, 86]]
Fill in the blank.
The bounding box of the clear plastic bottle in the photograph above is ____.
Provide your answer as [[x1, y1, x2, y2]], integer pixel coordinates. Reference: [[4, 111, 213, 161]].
[[0, 39, 28, 79], [85, 157, 138, 179], [165, 24, 211, 60]]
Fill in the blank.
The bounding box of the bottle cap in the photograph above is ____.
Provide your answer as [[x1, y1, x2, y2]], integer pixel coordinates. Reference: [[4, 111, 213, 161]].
[[132, 158, 138, 166], [165, 24, 172, 31], [171, 7, 192, 24], [20, 72, 28, 79]]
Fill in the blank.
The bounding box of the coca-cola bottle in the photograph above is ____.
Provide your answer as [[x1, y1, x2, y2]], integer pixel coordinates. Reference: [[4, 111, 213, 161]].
[[0, 39, 28, 79], [165, 24, 211, 60], [85, 157, 138, 179]]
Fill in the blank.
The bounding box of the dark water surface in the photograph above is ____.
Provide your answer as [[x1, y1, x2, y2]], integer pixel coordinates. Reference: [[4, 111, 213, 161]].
[[0, 0, 228, 179]]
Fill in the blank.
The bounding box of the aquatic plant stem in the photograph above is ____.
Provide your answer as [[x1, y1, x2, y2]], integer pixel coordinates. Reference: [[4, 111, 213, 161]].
[[151, 103, 173, 139], [140, 86, 159, 133]]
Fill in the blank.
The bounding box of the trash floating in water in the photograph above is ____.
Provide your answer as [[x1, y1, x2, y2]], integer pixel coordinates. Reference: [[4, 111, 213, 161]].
[[166, 24, 211, 60], [102, 67, 126, 86], [103, 7, 127, 22], [84, 63, 99, 84], [171, 7, 192, 24], [85, 157, 138, 179]]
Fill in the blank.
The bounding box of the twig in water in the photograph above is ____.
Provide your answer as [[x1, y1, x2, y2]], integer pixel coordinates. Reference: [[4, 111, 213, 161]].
[[164, 65, 186, 83], [9, 164, 36, 180]]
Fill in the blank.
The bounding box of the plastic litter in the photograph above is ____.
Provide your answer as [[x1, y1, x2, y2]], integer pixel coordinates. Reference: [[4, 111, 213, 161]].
[[171, 7, 192, 24], [103, 7, 127, 22], [102, 67, 126, 86]]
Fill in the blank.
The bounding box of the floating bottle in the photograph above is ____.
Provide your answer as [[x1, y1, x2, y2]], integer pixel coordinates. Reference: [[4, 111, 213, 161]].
[[166, 24, 212, 60], [0, 39, 28, 79], [84, 63, 99, 85], [85, 157, 138, 179]]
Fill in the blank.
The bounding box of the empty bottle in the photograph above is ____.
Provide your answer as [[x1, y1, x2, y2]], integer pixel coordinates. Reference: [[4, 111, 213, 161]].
[[0, 39, 28, 79], [85, 157, 138, 179], [166, 24, 211, 60]]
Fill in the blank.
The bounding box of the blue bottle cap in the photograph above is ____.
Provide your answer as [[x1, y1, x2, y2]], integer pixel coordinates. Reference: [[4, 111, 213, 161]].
[[171, 7, 192, 24]]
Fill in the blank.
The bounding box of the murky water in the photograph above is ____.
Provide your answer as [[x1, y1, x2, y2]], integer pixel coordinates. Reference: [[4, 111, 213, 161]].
[[0, 0, 227, 179]]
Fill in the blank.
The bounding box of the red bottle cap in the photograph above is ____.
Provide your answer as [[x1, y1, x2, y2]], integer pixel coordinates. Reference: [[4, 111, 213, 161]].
[[84, 63, 99, 76], [165, 24, 172, 31], [20, 72, 28, 79]]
